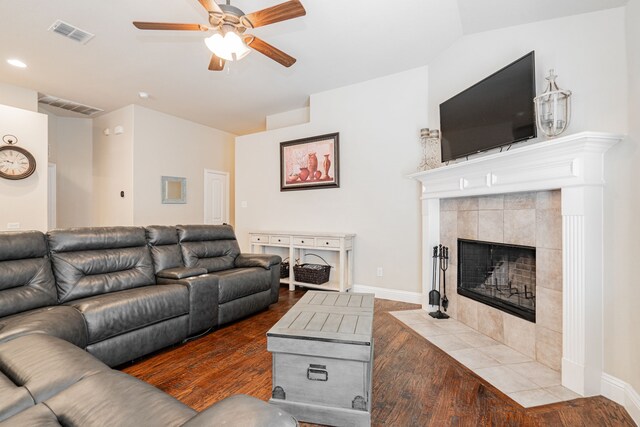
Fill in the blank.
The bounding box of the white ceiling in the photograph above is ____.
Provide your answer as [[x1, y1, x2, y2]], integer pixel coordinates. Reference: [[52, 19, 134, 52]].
[[0, 0, 627, 135]]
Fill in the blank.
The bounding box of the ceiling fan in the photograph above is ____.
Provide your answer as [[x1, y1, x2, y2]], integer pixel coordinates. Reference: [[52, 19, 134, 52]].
[[133, 0, 306, 71]]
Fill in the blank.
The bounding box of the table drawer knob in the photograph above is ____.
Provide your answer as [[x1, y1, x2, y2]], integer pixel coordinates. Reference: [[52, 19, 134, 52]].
[[307, 364, 328, 381]]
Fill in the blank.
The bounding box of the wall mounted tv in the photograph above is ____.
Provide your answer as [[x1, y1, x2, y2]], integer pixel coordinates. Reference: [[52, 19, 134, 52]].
[[440, 51, 536, 162]]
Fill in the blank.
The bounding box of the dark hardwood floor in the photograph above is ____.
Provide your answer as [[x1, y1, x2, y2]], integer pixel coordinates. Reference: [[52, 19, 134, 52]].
[[121, 287, 634, 426]]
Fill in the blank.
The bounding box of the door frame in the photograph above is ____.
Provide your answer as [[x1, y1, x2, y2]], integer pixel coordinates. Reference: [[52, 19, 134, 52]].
[[48, 163, 56, 230], [203, 169, 230, 225]]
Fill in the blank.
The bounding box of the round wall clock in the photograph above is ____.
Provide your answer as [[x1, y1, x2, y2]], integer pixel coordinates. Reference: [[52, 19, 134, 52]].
[[0, 146, 36, 180]]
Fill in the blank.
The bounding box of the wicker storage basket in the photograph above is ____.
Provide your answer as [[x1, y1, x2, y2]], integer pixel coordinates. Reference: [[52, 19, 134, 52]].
[[280, 258, 290, 279], [293, 254, 331, 285]]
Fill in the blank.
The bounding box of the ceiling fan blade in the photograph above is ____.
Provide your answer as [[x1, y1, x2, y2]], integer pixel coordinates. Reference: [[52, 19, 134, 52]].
[[133, 22, 208, 31], [242, 0, 306, 28], [245, 36, 296, 67], [208, 54, 225, 71], [198, 0, 223, 15]]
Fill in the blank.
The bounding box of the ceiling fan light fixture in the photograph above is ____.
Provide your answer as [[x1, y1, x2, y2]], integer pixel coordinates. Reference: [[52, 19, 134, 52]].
[[205, 31, 250, 61]]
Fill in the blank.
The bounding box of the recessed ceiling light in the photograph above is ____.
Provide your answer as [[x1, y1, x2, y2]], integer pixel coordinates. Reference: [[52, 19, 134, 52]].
[[7, 59, 27, 68], [138, 91, 150, 99]]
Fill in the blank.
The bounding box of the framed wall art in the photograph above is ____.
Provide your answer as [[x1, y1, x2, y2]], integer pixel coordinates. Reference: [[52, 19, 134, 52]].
[[161, 176, 187, 204], [280, 132, 339, 191]]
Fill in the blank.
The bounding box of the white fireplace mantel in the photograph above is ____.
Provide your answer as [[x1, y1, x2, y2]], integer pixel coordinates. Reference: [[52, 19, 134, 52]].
[[411, 131, 623, 397]]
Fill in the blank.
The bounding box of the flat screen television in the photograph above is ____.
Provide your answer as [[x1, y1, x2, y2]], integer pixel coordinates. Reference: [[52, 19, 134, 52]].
[[440, 51, 536, 162]]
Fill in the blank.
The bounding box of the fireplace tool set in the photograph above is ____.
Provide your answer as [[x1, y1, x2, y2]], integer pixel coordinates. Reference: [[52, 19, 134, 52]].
[[429, 244, 450, 319]]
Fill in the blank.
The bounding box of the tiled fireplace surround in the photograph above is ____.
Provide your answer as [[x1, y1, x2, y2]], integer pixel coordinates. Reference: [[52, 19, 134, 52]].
[[439, 191, 562, 371], [411, 132, 622, 397]]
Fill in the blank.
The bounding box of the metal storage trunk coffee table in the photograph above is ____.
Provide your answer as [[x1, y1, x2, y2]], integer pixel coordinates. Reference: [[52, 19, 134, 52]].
[[267, 291, 374, 427]]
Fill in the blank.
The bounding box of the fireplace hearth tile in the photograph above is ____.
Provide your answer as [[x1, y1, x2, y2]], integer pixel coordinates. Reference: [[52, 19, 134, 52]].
[[429, 318, 474, 334], [506, 362, 561, 388], [504, 192, 536, 210], [478, 344, 532, 364], [474, 365, 538, 393], [504, 209, 536, 246], [427, 334, 474, 352], [544, 385, 581, 401], [455, 331, 500, 348], [449, 348, 502, 369], [391, 309, 569, 408], [411, 323, 451, 338], [507, 388, 559, 407]]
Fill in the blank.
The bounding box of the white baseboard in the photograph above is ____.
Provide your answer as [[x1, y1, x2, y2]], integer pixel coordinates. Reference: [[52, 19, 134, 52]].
[[352, 284, 422, 304], [601, 373, 640, 426]]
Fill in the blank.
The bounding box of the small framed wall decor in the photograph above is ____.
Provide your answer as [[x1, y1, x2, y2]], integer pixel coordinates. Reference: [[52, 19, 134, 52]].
[[161, 176, 186, 204], [280, 132, 339, 191]]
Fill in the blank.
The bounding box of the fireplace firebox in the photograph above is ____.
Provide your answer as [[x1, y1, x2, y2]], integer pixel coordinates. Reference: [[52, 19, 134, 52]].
[[457, 239, 536, 322]]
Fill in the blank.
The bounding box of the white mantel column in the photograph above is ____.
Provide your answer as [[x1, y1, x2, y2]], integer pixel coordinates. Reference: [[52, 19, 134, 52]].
[[421, 197, 440, 310], [561, 186, 604, 396]]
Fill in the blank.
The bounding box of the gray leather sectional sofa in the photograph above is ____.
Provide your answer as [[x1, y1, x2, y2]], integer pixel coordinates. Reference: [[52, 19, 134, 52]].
[[0, 225, 294, 426]]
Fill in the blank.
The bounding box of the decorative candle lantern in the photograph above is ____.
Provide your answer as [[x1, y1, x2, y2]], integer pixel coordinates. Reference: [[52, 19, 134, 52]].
[[419, 128, 441, 171], [534, 69, 572, 137]]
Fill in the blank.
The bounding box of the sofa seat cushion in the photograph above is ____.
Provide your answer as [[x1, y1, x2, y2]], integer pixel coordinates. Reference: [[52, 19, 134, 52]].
[[66, 285, 189, 344], [0, 404, 60, 426], [182, 394, 298, 427], [0, 334, 109, 409], [213, 268, 271, 304], [45, 371, 196, 427], [0, 306, 87, 348], [0, 372, 34, 422]]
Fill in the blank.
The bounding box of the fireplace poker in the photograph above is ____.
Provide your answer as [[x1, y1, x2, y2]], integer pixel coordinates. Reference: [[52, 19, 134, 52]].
[[428, 246, 440, 306], [441, 246, 449, 312]]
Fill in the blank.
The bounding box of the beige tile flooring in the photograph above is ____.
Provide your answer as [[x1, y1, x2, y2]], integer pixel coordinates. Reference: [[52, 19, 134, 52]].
[[390, 309, 581, 408]]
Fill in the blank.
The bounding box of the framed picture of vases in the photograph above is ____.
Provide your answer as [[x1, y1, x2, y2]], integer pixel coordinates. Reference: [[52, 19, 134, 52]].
[[280, 132, 340, 191]]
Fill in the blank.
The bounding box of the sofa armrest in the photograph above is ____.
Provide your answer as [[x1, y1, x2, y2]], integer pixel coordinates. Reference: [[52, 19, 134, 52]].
[[235, 254, 281, 270], [182, 395, 298, 427], [158, 274, 219, 335], [157, 267, 208, 280]]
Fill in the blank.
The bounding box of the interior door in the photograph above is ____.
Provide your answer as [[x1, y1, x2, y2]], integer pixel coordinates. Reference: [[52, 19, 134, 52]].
[[204, 169, 229, 225]]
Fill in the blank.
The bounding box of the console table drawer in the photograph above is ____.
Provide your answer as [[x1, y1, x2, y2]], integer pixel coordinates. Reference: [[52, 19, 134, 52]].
[[270, 235, 290, 245], [317, 238, 340, 248], [251, 234, 269, 244], [293, 237, 315, 247]]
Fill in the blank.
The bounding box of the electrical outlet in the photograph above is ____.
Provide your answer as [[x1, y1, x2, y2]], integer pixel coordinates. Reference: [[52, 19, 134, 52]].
[[6, 223, 20, 229], [376, 267, 383, 277]]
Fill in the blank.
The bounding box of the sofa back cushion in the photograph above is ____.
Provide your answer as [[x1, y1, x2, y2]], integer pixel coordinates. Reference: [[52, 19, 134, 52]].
[[0, 231, 57, 317], [47, 227, 155, 303], [145, 226, 183, 274], [177, 225, 240, 272]]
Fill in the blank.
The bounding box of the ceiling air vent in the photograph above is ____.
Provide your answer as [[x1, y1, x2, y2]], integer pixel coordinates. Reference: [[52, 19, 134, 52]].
[[49, 20, 95, 44], [38, 94, 103, 116]]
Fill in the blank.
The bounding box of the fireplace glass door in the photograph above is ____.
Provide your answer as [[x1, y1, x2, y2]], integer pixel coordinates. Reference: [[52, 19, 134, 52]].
[[457, 239, 536, 322]]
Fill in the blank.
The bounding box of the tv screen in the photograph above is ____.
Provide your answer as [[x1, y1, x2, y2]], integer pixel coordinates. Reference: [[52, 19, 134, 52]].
[[440, 51, 536, 162]]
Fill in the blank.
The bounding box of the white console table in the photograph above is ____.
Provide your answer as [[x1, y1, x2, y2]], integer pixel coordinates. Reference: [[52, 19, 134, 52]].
[[249, 231, 355, 292]]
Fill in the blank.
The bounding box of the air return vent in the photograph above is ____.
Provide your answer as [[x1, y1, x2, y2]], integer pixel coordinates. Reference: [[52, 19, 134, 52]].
[[38, 94, 103, 116], [49, 20, 95, 44]]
